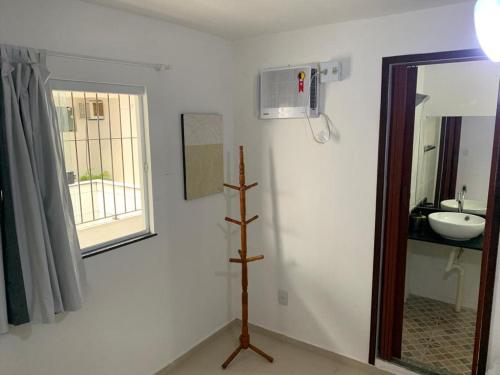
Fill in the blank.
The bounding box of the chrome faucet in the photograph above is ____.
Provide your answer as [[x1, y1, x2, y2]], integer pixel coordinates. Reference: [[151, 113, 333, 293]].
[[456, 185, 467, 213], [457, 196, 464, 213]]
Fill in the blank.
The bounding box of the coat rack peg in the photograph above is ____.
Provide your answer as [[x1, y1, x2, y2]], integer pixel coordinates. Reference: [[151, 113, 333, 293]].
[[245, 215, 259, 225], [246, 255, 264, 263], [221, 146, 273, 369], [223, 183, 241, 191], [225, 217, 242, 226]]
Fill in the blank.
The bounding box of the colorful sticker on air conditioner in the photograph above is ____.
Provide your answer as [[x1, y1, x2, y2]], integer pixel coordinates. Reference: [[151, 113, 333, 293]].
[[297, 71, 305, 93]]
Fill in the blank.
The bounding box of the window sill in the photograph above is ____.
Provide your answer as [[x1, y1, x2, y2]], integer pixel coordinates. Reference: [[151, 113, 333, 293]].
[[82, 233, 157, 259]]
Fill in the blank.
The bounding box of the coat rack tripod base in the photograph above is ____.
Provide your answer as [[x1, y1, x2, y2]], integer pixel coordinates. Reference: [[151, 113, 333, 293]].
[[222, 340, 274, 369], [221, 146, 274, 369]]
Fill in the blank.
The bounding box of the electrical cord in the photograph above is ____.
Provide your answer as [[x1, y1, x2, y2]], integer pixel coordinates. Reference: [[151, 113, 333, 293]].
[[304, 70, 332, 144]]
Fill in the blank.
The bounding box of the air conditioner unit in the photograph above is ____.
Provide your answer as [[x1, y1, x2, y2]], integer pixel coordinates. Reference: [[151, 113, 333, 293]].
[[260, 65, 320, 119]]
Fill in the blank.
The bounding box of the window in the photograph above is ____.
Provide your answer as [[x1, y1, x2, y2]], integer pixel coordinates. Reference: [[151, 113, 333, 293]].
[[56, 106, 76, 132], [88, 99, 105, 120], [51, 81, 152, 252]]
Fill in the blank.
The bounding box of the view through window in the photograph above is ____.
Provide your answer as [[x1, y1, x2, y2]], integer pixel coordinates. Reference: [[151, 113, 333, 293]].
[[52, 88, 150, 251]]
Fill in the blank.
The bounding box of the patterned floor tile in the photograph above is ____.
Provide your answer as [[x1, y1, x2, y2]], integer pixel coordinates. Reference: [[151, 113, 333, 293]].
[[401, 295, 476, 375]]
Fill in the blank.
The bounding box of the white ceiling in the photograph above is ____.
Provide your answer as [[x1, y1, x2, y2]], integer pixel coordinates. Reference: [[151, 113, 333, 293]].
[[82, 0, 469, 40]]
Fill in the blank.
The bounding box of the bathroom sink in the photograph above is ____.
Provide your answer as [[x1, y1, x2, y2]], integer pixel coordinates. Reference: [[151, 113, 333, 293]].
[[440, 199, 487, 215], [428, 212, 485, 241]]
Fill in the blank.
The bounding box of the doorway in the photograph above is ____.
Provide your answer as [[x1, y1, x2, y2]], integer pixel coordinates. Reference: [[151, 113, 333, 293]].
[[369, 49, 500, 375]]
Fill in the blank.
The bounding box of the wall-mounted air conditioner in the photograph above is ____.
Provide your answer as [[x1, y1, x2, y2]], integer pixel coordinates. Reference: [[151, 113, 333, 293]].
[[260, 65, 319, 119]]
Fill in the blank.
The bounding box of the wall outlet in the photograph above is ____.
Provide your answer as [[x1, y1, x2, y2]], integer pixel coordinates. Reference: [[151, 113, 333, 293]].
[[278, 289, 288, 306], [319, 60, 342, 83]]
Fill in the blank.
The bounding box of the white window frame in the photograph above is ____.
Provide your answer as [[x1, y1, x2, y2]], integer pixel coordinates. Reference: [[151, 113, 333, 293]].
[[50, 79, 155, 254]]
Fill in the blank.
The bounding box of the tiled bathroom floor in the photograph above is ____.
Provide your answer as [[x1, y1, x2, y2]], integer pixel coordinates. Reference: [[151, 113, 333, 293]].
[[401, 295, 476, 375]]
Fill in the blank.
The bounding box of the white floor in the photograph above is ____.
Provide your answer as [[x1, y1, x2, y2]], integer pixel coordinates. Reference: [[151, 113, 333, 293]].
[[159, 323, 391, 375]]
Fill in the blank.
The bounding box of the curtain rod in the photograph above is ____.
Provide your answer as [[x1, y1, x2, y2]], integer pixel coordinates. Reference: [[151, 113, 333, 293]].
[[1, 42, 169, 71], [45, 50, 170, 72]]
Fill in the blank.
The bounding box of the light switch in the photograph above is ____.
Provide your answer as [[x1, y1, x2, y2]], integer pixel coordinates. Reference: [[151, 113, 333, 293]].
[[278, 289, 288, 306]]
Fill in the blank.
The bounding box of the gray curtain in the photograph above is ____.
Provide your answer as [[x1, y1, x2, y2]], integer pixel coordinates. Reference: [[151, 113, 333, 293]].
[[0, 46, 86, 334]]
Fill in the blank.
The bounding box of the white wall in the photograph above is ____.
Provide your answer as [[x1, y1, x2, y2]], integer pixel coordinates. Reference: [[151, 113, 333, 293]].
[[410, 68, 427, 210], [0, 0, 235, 374], [412, 114, 441, 208], [418, 116, 441, 205], [232, 1, 500, 369], [406, 240, 482, 309], [410, 66, 442, 211], [423, 60, 500, 117], [457, 116, 496, 202]]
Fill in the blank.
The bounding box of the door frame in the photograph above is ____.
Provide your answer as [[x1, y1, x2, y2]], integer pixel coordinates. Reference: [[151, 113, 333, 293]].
[[369, 49, 500, 375], [378, 64, 419, 360]]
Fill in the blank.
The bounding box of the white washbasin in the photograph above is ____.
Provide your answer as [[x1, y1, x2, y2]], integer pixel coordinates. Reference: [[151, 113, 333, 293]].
[[440, 199, 487, 215], [428, 212, 485, 241]]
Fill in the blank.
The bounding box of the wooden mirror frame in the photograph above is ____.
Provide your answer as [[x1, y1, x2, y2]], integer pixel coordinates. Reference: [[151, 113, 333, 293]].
[[369, 49, 500, 375]]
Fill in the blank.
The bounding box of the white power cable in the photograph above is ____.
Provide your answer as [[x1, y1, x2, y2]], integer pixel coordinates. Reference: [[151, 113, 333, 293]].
[[304, 70, 332, 144]]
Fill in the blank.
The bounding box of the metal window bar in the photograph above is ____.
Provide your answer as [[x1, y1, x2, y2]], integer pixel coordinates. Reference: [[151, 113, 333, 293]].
[[57, 90, 144, 226], [128, 95, 137, 210], [107, 93, 118, 219], [95, 93, 107, 219], [83, 92, 96, 222], [118, 94, 127, 213]]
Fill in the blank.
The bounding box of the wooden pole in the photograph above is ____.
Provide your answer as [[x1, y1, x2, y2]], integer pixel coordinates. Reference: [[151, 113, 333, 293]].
[[221, 146, 273, 369]]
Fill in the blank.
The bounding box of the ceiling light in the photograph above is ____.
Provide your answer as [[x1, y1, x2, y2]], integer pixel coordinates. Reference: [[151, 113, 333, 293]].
[[475, 0, 500, 62]]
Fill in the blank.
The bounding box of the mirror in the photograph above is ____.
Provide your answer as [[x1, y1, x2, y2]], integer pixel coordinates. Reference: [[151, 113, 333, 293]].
[[411, 61, 499, 215], [402, 59, 500, 375]]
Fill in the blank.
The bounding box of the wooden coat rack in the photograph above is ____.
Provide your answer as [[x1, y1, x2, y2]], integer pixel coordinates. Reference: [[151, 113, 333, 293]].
[[221, 146, 274, 369]]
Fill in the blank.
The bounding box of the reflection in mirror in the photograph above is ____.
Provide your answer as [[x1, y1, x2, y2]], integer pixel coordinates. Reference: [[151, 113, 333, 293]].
[[403, 59, 500, 375], [413, 115, 494, 215]]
